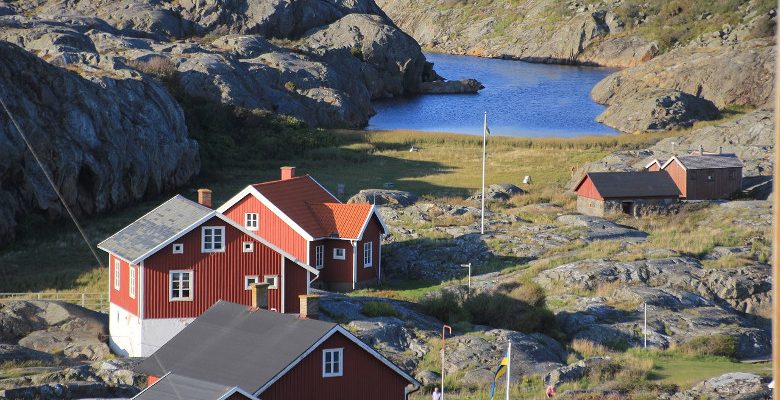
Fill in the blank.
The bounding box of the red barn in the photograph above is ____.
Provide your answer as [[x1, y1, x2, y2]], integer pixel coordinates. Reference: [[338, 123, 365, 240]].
[[218, 167, 388, 291], [135, 300, 420, 400], [98, 194, 318, 357], [574, 171, 681, 217], [660, 154, 743, 200]]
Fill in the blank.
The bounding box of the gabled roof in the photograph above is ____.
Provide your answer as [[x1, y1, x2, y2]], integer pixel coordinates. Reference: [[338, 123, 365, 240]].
[[98, 196, 318, 276], [644, 159, 666, 169], [137, 301, 419, 395], [97, 195, 212, 263], [134, 373, 257, 400], [575, 172, 681, 198], [218, 175, 387, 240], [662, 154, 744, 170]]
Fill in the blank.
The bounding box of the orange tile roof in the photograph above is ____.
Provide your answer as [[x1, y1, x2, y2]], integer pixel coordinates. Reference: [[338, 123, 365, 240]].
[[252, 175, 376, 239]]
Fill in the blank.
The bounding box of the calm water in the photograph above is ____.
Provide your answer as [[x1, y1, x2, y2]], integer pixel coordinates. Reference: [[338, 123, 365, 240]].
[[367, 53, 619, 137]]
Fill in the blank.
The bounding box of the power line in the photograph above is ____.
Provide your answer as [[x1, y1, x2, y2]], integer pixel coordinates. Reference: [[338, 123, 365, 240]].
[[0, 85, 105, 268]]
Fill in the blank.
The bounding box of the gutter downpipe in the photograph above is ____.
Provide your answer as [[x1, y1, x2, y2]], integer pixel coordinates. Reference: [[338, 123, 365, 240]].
[[405, 384, 421, 400]]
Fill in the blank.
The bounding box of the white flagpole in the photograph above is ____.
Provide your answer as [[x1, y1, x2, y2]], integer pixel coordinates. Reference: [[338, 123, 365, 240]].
[[481, 111, 487, 234], [505, 344, 511, 400]]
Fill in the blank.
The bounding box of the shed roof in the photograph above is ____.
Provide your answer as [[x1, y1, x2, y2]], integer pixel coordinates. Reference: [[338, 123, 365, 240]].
[[308, 203, 374, 239], [665, 154, 744, 170], [576, 172, 681, 199], [97, 195, 211, 263]]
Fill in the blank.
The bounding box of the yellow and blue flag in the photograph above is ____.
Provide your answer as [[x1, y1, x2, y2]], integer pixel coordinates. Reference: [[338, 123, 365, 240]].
[[488, 351, 509, 400]]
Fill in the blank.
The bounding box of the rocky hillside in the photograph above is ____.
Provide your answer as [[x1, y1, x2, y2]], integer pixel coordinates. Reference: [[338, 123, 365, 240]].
[[0, 0, 471, 247], [376, 0, 775, 67], [0, 41, 199, 247]]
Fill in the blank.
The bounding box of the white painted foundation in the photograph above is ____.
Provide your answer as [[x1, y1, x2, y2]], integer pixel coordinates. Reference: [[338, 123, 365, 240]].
[[140, 316, 195, 357], [109, 303, 195, 357]]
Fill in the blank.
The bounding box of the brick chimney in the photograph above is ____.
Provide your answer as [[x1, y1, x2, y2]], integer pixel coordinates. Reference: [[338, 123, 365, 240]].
[[299, 294, 320, 319], [281, 166, 296, 180], [197, 189, 212, 208], [251, 282, 270, 309]]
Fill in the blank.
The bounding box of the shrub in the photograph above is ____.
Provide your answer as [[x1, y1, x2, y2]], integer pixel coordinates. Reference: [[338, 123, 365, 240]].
[[127, 56, 178, 81], [361, 301, 399, 318], [349, 46, 364, 61], [678, 335, 737, 358], [284, 81, 297, 91], [570, 339, 611, 359]]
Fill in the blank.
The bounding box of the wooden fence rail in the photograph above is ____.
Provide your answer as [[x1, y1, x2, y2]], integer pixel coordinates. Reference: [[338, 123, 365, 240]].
[[0, 292, 108, 312]]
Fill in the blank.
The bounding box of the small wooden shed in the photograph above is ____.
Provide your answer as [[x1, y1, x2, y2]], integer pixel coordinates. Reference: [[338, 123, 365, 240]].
[[574, 171, 681, 217], [660, 154, 743, 200]]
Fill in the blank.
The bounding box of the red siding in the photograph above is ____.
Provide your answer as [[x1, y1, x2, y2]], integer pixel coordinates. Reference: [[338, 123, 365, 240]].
[[284, 258, 306, 314], [226, 392, 253, 400], [147, 375, 159, 386], [356, 216, 381, 283], [647, 164, 660, 172], [575, 176, 603, 200], [143, 216, 286, 319], [665, 161, 688, 198], [224, 195, 308, 262], [319, 239, 354, 284], [260, 332, 409, 400], [109, 254, 139, 316]]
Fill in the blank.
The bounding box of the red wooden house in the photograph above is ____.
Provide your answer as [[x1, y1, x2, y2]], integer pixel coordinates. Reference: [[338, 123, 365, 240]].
[[135, 299, 420, 400], [218, 167, 389, 291], [574, 171, 681, 217], [98, 193, 319, 357], [659, 153, 743, 200]]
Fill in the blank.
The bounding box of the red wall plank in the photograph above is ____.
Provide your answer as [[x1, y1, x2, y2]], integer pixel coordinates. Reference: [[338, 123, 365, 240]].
[[109, 255, 139, 316], [261, 332, 409, 400], [143, 217, 285, 319], [356, 216, 381, 283], [574, 176, 603, 200]]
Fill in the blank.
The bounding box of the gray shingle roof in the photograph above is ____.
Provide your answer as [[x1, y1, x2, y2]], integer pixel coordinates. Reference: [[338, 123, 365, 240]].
[[581, 171, 681, 198], [135, 373, 238, 400], [98, 195, 212, 263], [137, 301, 337, 393], [673, 154, 744, 170]]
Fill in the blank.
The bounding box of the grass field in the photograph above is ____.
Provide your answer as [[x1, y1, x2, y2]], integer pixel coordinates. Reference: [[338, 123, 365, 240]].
[[0, 129, 674, 293]]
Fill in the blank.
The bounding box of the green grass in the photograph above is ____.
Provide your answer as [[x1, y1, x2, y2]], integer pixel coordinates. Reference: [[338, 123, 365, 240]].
[[643, 351, 772, 388]]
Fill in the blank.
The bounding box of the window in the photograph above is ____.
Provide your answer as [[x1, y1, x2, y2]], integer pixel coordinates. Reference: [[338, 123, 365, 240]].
[[315, 245, 324, 269], [244, 213, 258, 230], [322, 348, 343, 377], [202, 226, 225, 253], [170, 270, 193, 301], [333, 248, 346, 260], [114, 259, 120, 291], [264, 275, 279, 289], [129, 266, 136, 299], [172, 243, 184, 254], [243, 241, 254, 253], [245, 275, 259, 290], [363, 242, 373, 268]]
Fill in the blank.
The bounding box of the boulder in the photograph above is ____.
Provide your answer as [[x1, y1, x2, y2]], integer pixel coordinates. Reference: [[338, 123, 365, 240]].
[[543, 356, 611, 387], [595, 88, 719, 132], [0, 343, 55, 363], [468, 184, 524, 202], [670, 372, 772, 400], [347, 189, 418, 206], [416, 79, 484, 94], [556, 214, 648, 242]]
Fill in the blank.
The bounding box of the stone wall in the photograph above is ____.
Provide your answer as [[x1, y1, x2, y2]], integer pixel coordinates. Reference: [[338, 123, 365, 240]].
[[577, 196, 677, 217]]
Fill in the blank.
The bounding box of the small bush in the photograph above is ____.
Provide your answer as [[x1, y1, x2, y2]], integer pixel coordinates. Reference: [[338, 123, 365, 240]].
[[678, 335, 737, 358], [350, 46, 364, 61], [127, 56, 178, 81], [361, 301, 399, 318], [571, 339, 611, 359], [284, 81, 297, 91]]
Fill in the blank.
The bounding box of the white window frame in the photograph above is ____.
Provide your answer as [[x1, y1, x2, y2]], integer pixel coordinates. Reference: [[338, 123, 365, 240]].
[[172, 243, 184, 254], [315, 245, 324, 269], [264, 275, 279, 289], [113, 259, 120, 291], [245, 275, 259, 290], [322, 348, 343, 378], [243, 241, 254, 253], [169, 270, 193, 301], [201, 226, 225, 253], [244, 213, 259, 231], [129, 266, 136, 299], [363, 242, 373, 268], [333, 248, 346, 260]]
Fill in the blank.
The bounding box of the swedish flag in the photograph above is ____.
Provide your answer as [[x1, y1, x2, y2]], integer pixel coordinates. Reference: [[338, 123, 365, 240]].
[[488, 351, 509, 400]]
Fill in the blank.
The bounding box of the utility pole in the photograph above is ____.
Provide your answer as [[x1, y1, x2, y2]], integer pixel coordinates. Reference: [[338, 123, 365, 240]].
[[644, 303, 648, 349], [441, 324, 452, 400], [461, 263, 472, 295]]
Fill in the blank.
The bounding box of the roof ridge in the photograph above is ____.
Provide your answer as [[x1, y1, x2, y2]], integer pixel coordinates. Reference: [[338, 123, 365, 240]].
[[252, 174, 311, 187]]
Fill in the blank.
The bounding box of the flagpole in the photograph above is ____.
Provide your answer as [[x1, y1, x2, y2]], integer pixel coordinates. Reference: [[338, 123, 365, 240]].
[[505, 344, 511, 400], [481, 111, 487, 235]]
